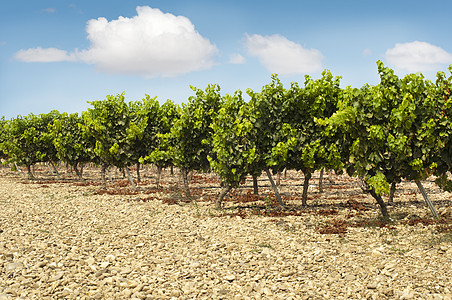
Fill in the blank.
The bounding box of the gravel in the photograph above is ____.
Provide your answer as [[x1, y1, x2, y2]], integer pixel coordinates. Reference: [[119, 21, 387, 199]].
[[0, 168, 451, 299]]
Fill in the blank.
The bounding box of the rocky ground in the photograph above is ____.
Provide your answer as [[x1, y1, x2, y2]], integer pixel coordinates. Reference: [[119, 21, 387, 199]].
[[0, 166, 451, 299]]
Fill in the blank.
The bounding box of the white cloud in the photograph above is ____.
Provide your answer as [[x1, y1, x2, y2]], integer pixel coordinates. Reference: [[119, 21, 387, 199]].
[[385, 41, 452, 72], [78, 6, 218, 77], [245, 34, 323, 75], [14, 6, 218, 77], [229, 53, 246, 64], [14, 47, 76, 62]]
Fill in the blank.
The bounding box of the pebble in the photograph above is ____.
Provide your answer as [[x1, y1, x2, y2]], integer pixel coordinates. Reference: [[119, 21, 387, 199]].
[[104, 277, 114, 285], [50, 272, 64, 282], [105, 254, 116, 261], [122, 289, 133, 298], [36, 261, 47, 268], [345, 274, 355, 281], [5, 262, 23, 272], [2, 290, 15, 297], [399, 287, 415, 299], [371, 249, 382, 257], [224, 275, 236, 281], [263, 287, 273, 296], [121, 267, 133, 274], [91, 292, 103, 299]]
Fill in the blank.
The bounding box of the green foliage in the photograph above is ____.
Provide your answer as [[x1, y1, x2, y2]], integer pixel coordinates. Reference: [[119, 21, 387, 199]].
[[129, 94, 161, 165], [81, 93, 145, 168], [435, 174, 452, 192], [1, 60, 451, 199], [1, 111, 61, 168], [245, 72, 344, 204], [430, 67, 452, 190], [209, 90, 257, 187], [324, 61, 445, 197], [141, 99, 180, 169], [49, 112, 97, 167], [247, 74, 288, 172], [367, 172, 390, 196], [283, 70, 344, 174], [166, 84, 222, 172]]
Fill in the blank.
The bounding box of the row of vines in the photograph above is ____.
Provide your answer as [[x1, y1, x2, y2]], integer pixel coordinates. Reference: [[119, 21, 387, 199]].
[[1, 61, 451, 220]]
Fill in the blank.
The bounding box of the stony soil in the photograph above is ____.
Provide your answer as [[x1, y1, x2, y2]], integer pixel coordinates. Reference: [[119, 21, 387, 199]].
[[0, 166, 451, 299]]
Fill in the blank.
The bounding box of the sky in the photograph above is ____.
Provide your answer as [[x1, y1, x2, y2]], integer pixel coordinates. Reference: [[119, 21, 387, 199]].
[[1, 0, 452, 119]]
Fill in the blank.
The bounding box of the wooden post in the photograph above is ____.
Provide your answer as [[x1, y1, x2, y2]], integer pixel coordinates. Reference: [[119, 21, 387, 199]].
[[415, 181, 438, 219], [265, 168, 285, 207], [50, 161, 60, 180], [14, 162, 22, 173], [125, 167, 137, 191]]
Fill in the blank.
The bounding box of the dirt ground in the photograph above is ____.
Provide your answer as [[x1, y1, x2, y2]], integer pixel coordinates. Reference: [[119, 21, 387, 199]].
[[0, 165, 451, 299]]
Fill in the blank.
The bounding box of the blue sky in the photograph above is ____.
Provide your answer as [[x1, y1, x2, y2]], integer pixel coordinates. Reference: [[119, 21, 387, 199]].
[[1, 0, 452, 118]]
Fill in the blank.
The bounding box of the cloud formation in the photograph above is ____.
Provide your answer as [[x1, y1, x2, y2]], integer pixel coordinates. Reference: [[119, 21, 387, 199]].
[[229, 53, 246, 64], [245, 34, 323, 75], [385, 41, 452, 72], [14, 47, 76, 62], [14, 6, 218, 77], [78, 6, 218, 76]]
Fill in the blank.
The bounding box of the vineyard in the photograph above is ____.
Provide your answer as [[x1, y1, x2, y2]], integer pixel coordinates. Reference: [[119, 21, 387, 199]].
[[1, 61, 451, 219], [1, 61, 452, 298]]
